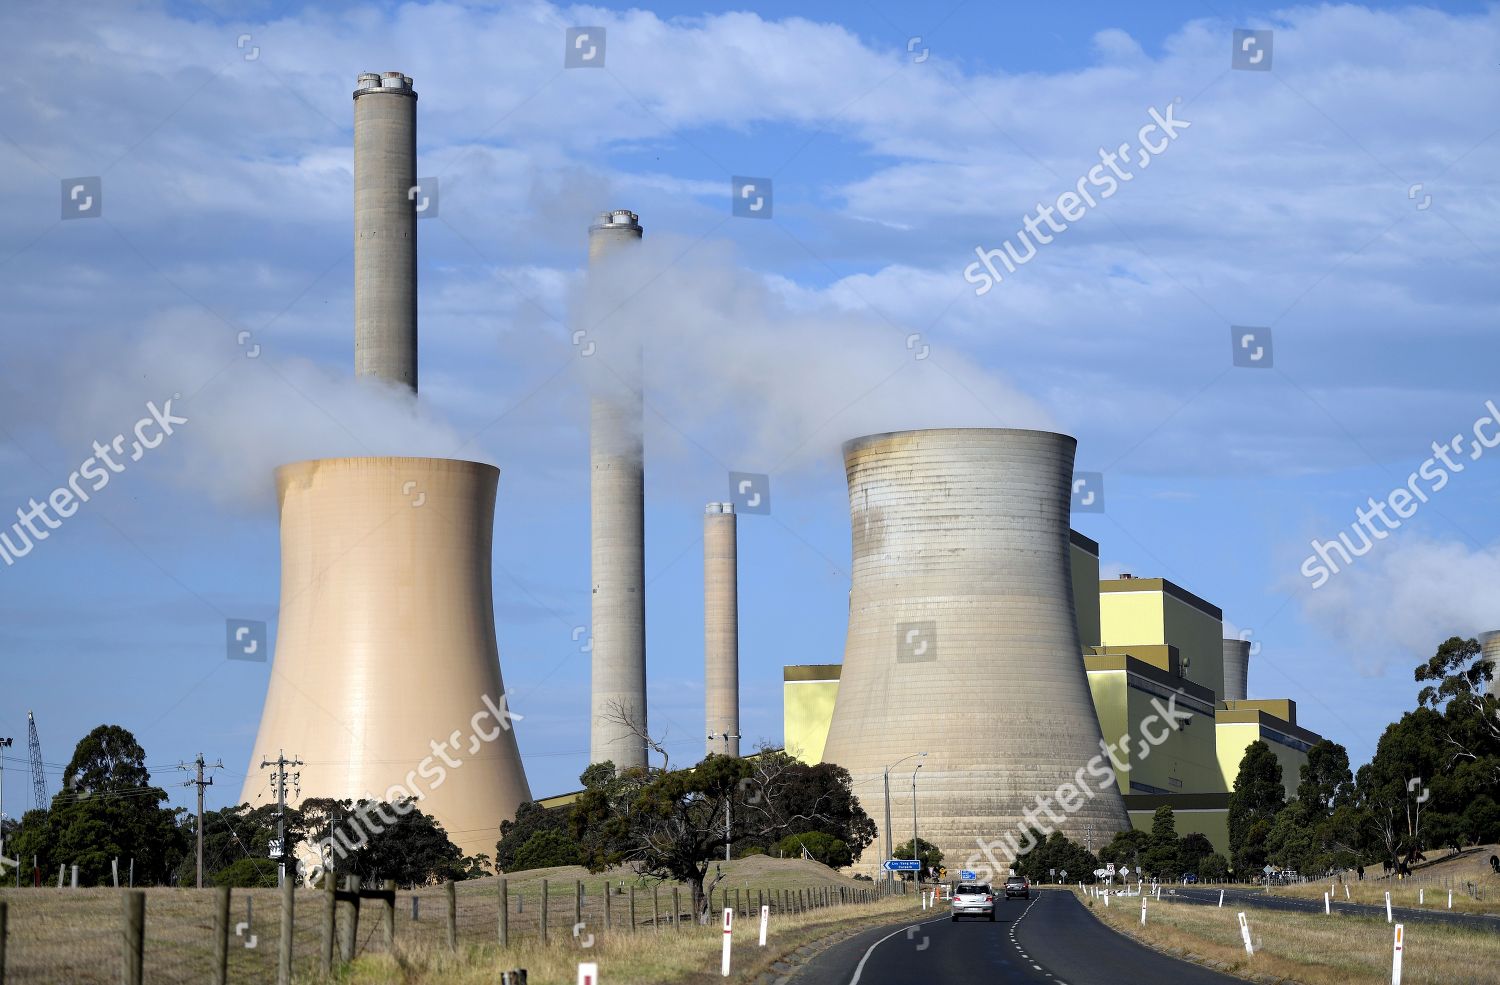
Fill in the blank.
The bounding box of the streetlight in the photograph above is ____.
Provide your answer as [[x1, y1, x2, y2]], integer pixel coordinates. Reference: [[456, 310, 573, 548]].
[[709, 732, 741, 862], [0, 736, 12, 880], [883, 752, 926, 893], [911, 763, 923, 884]]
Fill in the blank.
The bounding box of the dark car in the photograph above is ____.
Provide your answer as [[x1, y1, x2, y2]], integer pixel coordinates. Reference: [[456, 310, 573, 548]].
[[1004, 875, 1030, 899], [1181, 873, 1198, 884]]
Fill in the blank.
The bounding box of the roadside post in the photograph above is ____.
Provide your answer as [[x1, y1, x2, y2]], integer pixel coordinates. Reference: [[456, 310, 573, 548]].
[[758, 904, 768, 946], [720, 907, 733, 977], [1391, 924, 1404, 984], [1237, 912, 1253, 956]]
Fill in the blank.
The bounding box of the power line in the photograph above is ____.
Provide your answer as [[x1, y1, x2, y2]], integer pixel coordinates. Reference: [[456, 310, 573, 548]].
[[179, 754, 222, 890]]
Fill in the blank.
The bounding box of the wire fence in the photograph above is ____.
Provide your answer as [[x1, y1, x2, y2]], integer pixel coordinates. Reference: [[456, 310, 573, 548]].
[[0, 876, 896, 983]]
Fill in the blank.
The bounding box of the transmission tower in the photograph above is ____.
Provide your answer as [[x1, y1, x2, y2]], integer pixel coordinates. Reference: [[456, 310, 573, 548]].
[[26, 711, 47, 810]]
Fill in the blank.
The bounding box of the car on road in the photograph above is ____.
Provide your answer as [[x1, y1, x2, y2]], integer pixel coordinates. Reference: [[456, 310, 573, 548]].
[[1004, 876, 1030, 899], [1181, 873, 1198, 884], [950, 883, 996, 921]]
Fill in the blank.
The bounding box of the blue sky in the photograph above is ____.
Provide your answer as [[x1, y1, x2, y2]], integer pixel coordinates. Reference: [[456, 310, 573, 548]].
[[1, 0, 1498, 826]]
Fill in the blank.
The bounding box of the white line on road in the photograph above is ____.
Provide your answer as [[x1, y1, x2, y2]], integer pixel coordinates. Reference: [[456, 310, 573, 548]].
[[846, 913, 951, 985]]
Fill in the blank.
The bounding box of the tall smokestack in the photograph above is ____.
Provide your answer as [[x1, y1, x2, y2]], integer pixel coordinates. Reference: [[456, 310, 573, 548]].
[[704, 502, 740, 757], [1222, 638, 1251, 702], [1482, 631, 1500, 699], [587, 210, 648, 771], [353, 72, 418, 391], [821, 428, 1129, 876]]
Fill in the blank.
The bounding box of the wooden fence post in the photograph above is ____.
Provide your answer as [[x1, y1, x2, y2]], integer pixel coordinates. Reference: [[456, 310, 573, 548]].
[[320, 874, 336, 973], [499, 878, 509, 949], [604, 880, 612, 930], [673, 887, 681, 931], [652, 885, 659, 934], [121, 890, 144, 985], [382, 880, 396, 949], [212, 886, 230, 985], [629, 886, 636, 934], [278, 878, 294, 985], [574, 880, 583, 930], [445, 880, 457, 952], [339, 876, 361, 964], [541, 879, 549, 944], [0, 899, 7, 985]]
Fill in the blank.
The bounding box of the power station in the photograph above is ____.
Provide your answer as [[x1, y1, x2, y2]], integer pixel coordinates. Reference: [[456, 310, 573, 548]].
[[236, 69, 1365, 879]]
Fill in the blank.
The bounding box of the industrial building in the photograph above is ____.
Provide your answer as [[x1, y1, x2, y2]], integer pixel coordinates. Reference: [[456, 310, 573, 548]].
[[241, 73, 531, 863], [787, 431, 1323, 865]]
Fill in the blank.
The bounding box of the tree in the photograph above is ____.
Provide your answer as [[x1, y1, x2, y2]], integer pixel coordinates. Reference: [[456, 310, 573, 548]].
[[780, 832, 854, 868], [1197, 852, 1230, 882], [1012, 831, 1098, 884], [497, 800, 575, 871], [1415, 636, 1500, 785], [1228, 741, 1285, 876], [891, 837, 941, 876], [1098, 827, 1149, 874], [1142, 807, 1182, 879], [9, 725, 184, 886], [1298, 740, 1354, 815], [212, 857, 282, 888], [302, 797, 469, 887], [737, 749, 877, 859], [511, 831, 582, 870]]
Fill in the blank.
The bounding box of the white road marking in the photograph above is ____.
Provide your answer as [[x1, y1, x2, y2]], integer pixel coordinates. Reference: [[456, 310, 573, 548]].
[[846, 913, 950, 985]]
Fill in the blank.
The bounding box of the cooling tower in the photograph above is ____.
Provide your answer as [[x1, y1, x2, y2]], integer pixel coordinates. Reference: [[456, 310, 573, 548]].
[[587, 210, 649, 771], [353, 72, 418, 390], [704, 503, 740, 757], [1482, 631, 1500, 699], [821, 428, 1129, 877], [1222, 638, 1252, 702], [241, 458, 531, 860]]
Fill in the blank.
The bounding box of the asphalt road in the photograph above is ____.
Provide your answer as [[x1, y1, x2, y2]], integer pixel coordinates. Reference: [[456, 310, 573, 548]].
[[790, 889, 1242, 985], [1167, 885, 1500, 933]]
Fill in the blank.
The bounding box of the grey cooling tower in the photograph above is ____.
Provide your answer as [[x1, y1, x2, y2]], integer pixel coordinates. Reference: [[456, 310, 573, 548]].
[[704, 503, 740, 757], [587, 210, 648, 771], [1222, 638, 1252, 702], [353, 72, 418, 390], [820, 428, 1130, 878]]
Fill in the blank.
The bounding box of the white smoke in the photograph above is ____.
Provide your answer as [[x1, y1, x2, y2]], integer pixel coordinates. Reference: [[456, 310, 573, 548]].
[[571, 234, 1052, 472]]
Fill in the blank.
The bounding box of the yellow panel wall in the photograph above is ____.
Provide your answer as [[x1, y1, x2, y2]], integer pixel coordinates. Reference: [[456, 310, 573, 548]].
[[1087, 667, 1224, 797], [1216, 720, 1308, 802], [1162, 594, 1226, 702], [784, 678, 840, 764]]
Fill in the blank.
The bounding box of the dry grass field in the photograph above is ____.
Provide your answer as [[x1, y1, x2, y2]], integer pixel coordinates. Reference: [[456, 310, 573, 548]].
[[0, 855, 904, 984], [1269, 845, 1500, 916], [1073, 886, 1500, 985]]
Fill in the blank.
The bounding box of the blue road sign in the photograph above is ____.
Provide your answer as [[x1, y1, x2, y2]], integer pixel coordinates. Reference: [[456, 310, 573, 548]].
[[960, 870, 977, 880], [883, 859, 921, 872]]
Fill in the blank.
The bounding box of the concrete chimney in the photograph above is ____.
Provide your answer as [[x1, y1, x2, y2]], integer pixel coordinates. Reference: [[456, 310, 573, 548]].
[[1482, 631, 1500, 699], [587, 210, 648, 771], [704, 503, 739, 757], [353, 72, 418, 391], [1222, 638, 1251, 702]]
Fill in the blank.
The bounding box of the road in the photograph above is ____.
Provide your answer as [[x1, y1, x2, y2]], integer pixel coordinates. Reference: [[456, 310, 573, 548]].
[[1167, 884, 1500, 933], [790, 889, 1241, 985]]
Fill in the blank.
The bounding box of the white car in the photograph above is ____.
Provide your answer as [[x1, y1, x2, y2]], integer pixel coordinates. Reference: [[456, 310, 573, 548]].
[[951, 883, 996, 921]]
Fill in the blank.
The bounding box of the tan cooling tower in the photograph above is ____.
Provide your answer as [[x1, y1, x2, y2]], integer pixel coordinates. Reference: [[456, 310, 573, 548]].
[[1222, 638, 1252, 702], [821, 428, 1129, 878], [704, 503, 739, 757], [240, 458, 531, 860], [587, 210, 649, 771]]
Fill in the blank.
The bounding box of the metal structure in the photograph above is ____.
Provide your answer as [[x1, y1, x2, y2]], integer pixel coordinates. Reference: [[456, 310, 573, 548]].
[[821, 428, 1131, 876], [587, 209, 649, 771], [259, 751, 300, 887], [26, 712, 46, 810], [353, 72, 418, 391], [181, 754, 221, 889], [704, 502, 740, 758], [1222, 638, 1252, 702]]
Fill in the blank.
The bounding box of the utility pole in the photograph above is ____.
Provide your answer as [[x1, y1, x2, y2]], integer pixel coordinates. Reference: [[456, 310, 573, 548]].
[[911, 763, 922, 883], [260, 751, 303, 888], [0, 736, 13, 869], [181, 754, 222, 889]]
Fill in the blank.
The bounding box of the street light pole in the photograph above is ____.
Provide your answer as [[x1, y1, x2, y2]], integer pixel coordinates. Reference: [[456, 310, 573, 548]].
[[911, 764, 922, 883], [0, 736, 12, 867], [881, 752, 926, 893]]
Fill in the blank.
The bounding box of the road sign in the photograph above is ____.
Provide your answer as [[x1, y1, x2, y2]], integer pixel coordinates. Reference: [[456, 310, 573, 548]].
[[1105, 862, 1116, 876], [1120, 866, 1131, 877], [1060, 870, 1067, 880], [883, 859, 921, 872], [960, 870, 976, 880]]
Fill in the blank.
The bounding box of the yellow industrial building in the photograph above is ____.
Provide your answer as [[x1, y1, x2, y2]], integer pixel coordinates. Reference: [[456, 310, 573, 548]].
[[784, 530, 1322, 859]]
